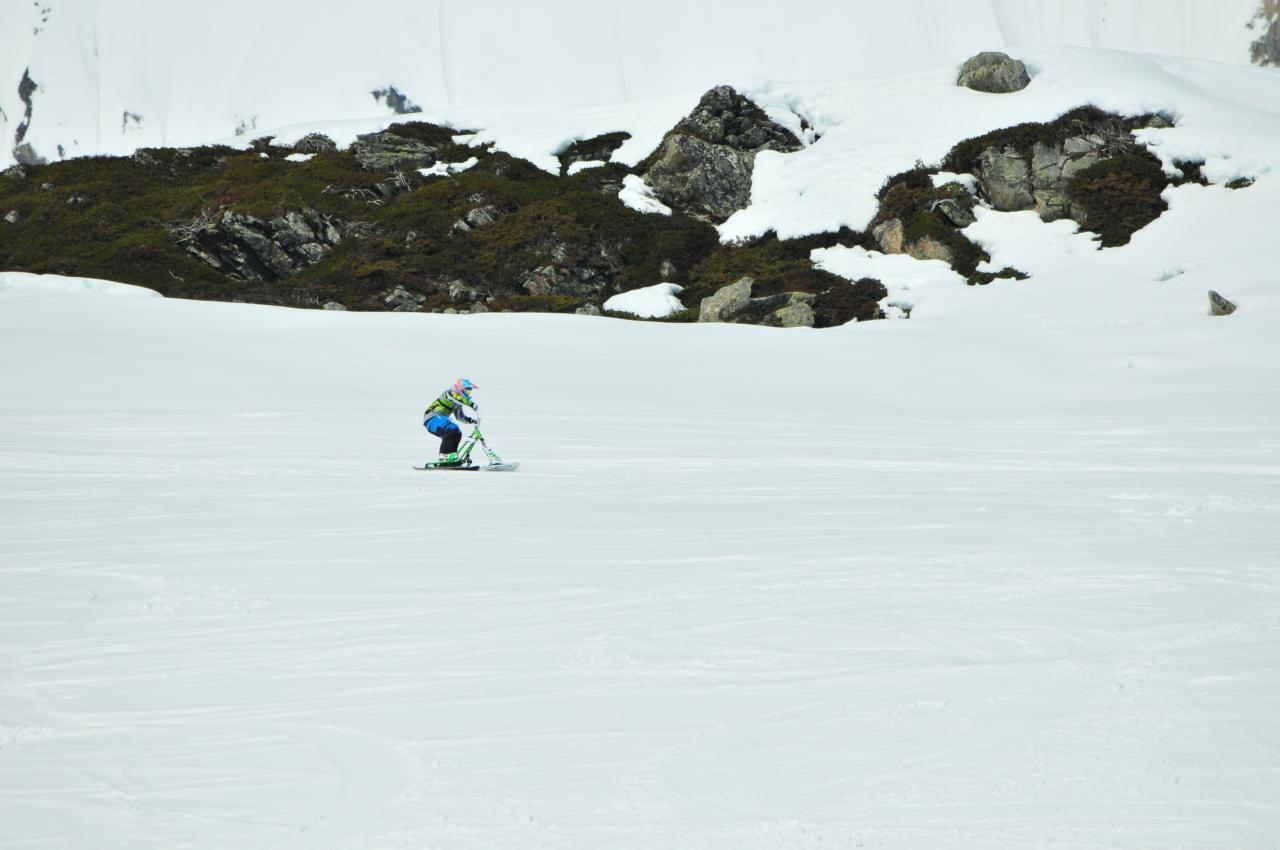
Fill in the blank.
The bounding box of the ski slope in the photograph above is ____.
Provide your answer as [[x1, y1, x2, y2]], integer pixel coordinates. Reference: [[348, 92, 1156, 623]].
[[0, 0, 1265, 168], [3, 245, 1279, 848]]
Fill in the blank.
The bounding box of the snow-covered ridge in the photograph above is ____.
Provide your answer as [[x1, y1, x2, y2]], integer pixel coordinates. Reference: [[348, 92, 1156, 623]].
[[0, 0, 1265, 169]]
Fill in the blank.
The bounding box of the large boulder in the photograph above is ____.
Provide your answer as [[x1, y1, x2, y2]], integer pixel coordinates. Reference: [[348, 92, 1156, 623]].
[[642, 86, 803, 222], [175, 208, 345, 281], [698, 277, 821, 328], [957, 52, 1031, 94], [978, 146, 1033, 210], [352, 131, 439, 171]]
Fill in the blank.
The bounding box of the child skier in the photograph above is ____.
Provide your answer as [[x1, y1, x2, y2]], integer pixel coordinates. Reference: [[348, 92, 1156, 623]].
[[423, 378, 479, 464]]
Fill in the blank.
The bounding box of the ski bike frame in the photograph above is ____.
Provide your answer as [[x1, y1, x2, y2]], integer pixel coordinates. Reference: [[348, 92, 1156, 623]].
[[454, 424, 507, 467]]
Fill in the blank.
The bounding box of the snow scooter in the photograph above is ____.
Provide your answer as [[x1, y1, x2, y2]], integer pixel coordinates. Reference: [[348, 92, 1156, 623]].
[[414, 423, 519, 472]]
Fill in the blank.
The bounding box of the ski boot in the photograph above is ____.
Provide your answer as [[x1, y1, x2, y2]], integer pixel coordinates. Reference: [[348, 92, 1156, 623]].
[[435, 452, 464, 467]]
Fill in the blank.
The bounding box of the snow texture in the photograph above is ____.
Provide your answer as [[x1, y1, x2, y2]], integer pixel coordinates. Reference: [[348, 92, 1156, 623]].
[[603, 282, 685, 318], [0, 0, 1264, 170]]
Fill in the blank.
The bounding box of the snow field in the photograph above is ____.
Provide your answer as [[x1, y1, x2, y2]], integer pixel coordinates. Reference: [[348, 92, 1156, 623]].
[[2, 265, 1279, 848]]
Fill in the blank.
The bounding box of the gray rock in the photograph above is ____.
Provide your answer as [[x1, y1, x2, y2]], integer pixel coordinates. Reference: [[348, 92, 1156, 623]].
[[906, 236, 954, 264], [932, 198, 975, 228], [13, 143, 46, 166], [978, 146, 1033, 210], [767, 298, 816, 328], [699, 276, 754, 322], [293, 133, 337, 154], [1208, 290, 1238, 316], [658, 259, 678, 279], [1251, 9, 1280, 66], [352, 132, 438, 171], [575, 303, 602, 316], [322, 301, 346, 311], [3, 210, 19, 224], [642, 85, 802, 222], [174, 207, 345, 281], [957, 52, 1031, 94], [465, 206, 499, 228], [66, 193, 89, 206], [384, 286, 425, 311], [644, 133, 756, 222], [447, 279, 483, 304], [521, 265, 562, 297], [673, 85, 803, 153], [2, 165, 26, 179], [872, 218, 905, 254], [451, 219, 471, 235]]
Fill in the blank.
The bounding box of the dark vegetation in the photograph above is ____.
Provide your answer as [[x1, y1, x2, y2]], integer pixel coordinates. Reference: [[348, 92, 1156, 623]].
[[1, 105, 1237, 323]]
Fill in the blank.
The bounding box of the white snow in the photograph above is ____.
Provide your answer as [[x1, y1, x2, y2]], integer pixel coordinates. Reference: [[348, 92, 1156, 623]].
[[618, 173, 673, 216], [417, 157, 479, 178], [566, 159, 606, 175], [284, 152, 314, 163], [603, 283, 686, 318], [3, 248, 1279, 847], [3, 11, 1280, 847], [0, 0, 1266, 170]]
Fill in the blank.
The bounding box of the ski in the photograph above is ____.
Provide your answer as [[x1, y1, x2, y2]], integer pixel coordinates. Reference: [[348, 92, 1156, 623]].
[[413, 461, 519, 472]]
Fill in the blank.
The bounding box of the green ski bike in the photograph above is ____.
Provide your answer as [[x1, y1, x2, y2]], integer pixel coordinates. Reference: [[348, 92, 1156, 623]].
[[415, 423, 519, 472]]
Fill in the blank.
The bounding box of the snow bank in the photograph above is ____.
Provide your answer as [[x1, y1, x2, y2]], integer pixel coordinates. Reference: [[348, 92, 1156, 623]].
[[603, 283, 685, 318], [0, 271, 161, 299]]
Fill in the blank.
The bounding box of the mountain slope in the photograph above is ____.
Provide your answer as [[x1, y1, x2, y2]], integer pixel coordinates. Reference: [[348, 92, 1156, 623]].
[[1, 0, 1265, 169]]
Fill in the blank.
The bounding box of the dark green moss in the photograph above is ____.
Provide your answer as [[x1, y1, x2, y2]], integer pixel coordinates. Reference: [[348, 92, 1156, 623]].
[[557, 132, 632, 175], [966, 267, 1030, 286], [942, 106, 1163, 175], [1066, 153, 1170, 247], [1226, 177, 1255, 190]]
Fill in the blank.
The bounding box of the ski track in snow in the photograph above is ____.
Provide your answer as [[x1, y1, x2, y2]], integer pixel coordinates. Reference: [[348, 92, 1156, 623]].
[[2, 276, 1279, 848]]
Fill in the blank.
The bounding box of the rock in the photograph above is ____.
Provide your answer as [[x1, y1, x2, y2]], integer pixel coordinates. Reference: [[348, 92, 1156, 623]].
[[957, 52, 1031, 94], [465, 206, 499, 228], [1208, 290, 1238, 316], [3, 210, 19, 224], [384, 286, 426, 311], [872, 218, 905, 254], [39, 183, 53, 192], [3, 165, 26, 179], [767, 298, 816, 328], [175, 207, 345, 281], [66, 193, 89, 206], [352, 132, 438, 171], [13, 143, 46, 166], [1251, 9, 1280, 66], [642, 85, 803, 222], [932, 198, 975, 228], [322, 301, 346, 311], [447, 279, 483, 305], [293, 133, 337, 154], [672, 85, 803, 153], [643, 134, 756, 222], [575, 303, 602, 316], [451, 219, 471, 235], [978, 146, 1034, 210], [906, 236, 953, 264], [699, 276, 755, 322], [658, 259, 679, 279]]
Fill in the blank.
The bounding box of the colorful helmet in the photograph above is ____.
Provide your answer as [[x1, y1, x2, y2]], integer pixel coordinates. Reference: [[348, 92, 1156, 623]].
[[453, 378, 477, 396]]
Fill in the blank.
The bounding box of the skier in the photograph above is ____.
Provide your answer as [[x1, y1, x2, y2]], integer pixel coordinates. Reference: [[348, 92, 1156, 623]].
[[423, 378, 479, 465]]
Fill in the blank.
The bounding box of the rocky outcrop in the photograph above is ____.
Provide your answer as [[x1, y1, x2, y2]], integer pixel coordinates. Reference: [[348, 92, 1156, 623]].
[[696, 278, 815, 328], [698, 275, 885, 328], [352, 131, 439, 171], [957, 52, 1031, 93], [1252, 4, 1280, 66], [1209, 290, 1238, 316], [3, 210, 19, 224], [958, 111, 1166, 223], [175, 208, 346, 281], [558, 132, 631, 175], [293, 133, 337, 154], [641, 86, 803, 222]]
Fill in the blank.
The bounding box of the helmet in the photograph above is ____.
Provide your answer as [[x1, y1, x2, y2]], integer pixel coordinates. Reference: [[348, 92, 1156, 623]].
[[452, 378, 477, 397]]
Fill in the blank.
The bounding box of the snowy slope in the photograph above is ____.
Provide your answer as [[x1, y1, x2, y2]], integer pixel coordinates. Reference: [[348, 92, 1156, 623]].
[[3, 245, 1280, 848], [0, 0, 1265, 169]]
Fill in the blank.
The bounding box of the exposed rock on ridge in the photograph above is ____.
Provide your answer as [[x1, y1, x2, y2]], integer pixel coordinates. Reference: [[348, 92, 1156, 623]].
[[641, 86, 803, 223]]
